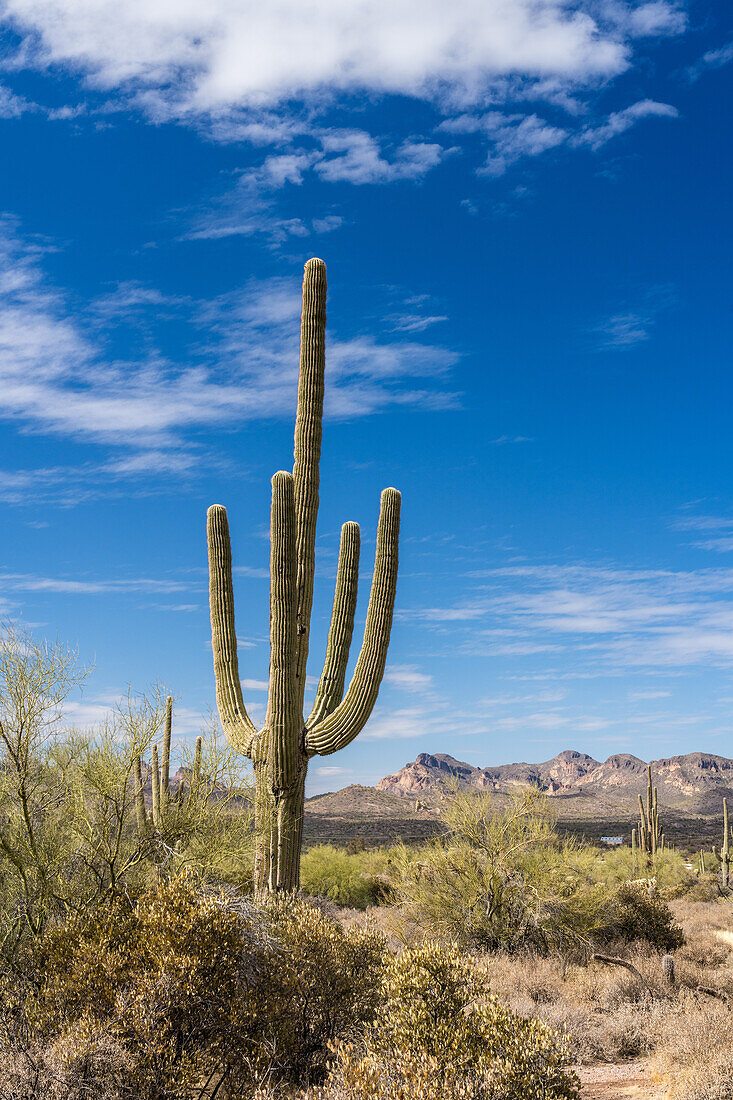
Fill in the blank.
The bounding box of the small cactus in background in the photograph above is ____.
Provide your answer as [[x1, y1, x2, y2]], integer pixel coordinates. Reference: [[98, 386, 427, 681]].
[[636, 764, 663, 856], [133, 695, 203, 832], [207, 259, 401, 894], [661, 954, 676, 986], [722, 798, 730, 889]]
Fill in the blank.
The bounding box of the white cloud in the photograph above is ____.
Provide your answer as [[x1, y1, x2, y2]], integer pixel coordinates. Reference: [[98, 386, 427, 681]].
[[315, 132, 445, 184], [241, 678, 269, 692], [0, 220, 460, 455], [315, 766, 353, 776], [0, 1, 687, 188], [0, 83, 34, 117], [575, 98, 678, 151], [686, 40, 733, 82], [1, 1, 652, 116], [384, 665, 434, 693]]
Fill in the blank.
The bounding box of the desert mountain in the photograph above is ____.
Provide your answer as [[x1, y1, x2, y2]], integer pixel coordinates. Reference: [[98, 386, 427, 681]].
[[377, 750, 733, 813]]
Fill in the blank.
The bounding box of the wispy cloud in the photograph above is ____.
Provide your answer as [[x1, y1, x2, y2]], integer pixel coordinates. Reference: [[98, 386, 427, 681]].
[[441, 112, 568, 176], [0, 219, 460, 473], [410, 562, 733, 672], [686, 40, 733, 82], [593, 286, 674, 349], [0, 0, 688, 194], [671, 512, 733, 553], [0, 571, 192, 595], [574, 99, 678, 151], [384, 664, 434, 693]]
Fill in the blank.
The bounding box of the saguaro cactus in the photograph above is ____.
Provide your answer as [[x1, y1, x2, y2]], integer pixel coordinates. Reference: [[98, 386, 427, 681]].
[[722, 798, 730, 889], [134, 696, 203, 833], [207, 259, 401, 894], [636, 764, 663, 856]]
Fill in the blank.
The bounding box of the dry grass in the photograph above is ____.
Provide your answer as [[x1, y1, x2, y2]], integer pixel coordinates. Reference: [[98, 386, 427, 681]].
[[452, 897, 733, 1088]]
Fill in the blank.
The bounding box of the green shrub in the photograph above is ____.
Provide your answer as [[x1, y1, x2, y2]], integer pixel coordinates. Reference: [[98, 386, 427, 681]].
[[387, 790, 617, 954], [306, 941, 579, 1100], [599, 883, 685, 952], [300, 845, 382, 908]]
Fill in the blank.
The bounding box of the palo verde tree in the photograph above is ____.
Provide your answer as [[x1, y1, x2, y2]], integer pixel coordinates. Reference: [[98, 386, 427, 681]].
[[207, 258, 400, 893]]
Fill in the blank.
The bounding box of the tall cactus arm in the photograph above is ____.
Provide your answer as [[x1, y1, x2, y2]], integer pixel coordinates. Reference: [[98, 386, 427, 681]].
[[207, 504, 259, 755], [293, 258, 327, 713], [307, 521, 361, 727], [151, 744, 161, 828], [267, 472, 300, 789], [305, 488, 400, 756], [161, 695, 172, 803], [193, 736, 202, 784], [134, 755, 148, 832]]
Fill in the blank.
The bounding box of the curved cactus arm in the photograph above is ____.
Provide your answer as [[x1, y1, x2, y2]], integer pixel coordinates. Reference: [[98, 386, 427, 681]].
[[161, 695, 172, 804], [293, 258, 327, 714], [307, 521, 361, 727], [305, 488, 400, 757], [267, 472, 300, 789], [207, 504, 259, 756]]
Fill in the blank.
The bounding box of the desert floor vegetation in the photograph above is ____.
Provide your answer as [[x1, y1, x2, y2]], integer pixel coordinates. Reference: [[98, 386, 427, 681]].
[[2, 627, 733, 1098]]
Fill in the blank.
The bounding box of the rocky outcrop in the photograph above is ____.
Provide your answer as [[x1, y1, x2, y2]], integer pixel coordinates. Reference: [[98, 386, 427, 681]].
[[378, 749, 733, 809]]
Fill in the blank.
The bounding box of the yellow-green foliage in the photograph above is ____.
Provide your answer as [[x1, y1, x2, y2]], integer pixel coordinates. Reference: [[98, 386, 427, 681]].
[[300, 845, 386, 908], [387, 789, 611, 953], [596, 845, 696, 897], [263, 897, 387, 1081], [306, 941, 579, 1100], [3, 878, 387, 1097], [386, 789, 685, 955]]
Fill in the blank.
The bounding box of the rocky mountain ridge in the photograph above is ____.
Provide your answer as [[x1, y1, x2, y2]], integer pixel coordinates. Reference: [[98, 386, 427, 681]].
[[377, 749, 733, 811]]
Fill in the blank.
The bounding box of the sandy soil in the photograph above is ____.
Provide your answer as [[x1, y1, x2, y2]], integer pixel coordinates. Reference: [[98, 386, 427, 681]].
[[577, 1061, 667, 1099]]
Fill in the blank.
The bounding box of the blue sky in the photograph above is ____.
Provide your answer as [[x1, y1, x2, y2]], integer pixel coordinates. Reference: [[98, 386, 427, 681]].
[[0, 0, 731, 791]]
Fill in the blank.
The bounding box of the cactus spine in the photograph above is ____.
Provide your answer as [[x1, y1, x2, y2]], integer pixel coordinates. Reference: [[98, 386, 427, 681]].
[[722, 798, 730, 889], [207, 259, 400, 895]]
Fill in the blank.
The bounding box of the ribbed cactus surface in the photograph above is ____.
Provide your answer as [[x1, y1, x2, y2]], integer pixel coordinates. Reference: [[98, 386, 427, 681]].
[[207, 259, 401, 894], [636, 764, 663, 856], [722, 798, 730, 889]]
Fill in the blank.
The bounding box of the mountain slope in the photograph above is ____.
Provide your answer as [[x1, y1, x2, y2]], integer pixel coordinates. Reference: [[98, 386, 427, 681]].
[[377, 749, 733, 811]]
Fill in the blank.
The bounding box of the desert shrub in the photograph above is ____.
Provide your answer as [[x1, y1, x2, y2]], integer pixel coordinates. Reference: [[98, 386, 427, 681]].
[[0, 629, 255, 961], [598, 883, 684, 952], [306, 941, 579, 1100], [597, 846, 696, 898], [299, 846, 383, 909], [0, 877, 387, 1098], [260, 897, 387, 1083], [387, 789, 623, 954]]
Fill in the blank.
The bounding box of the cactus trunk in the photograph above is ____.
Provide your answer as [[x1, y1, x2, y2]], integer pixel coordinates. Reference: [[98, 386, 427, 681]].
[[207, 259, 400, 894], [722, 798, 730, 889]]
